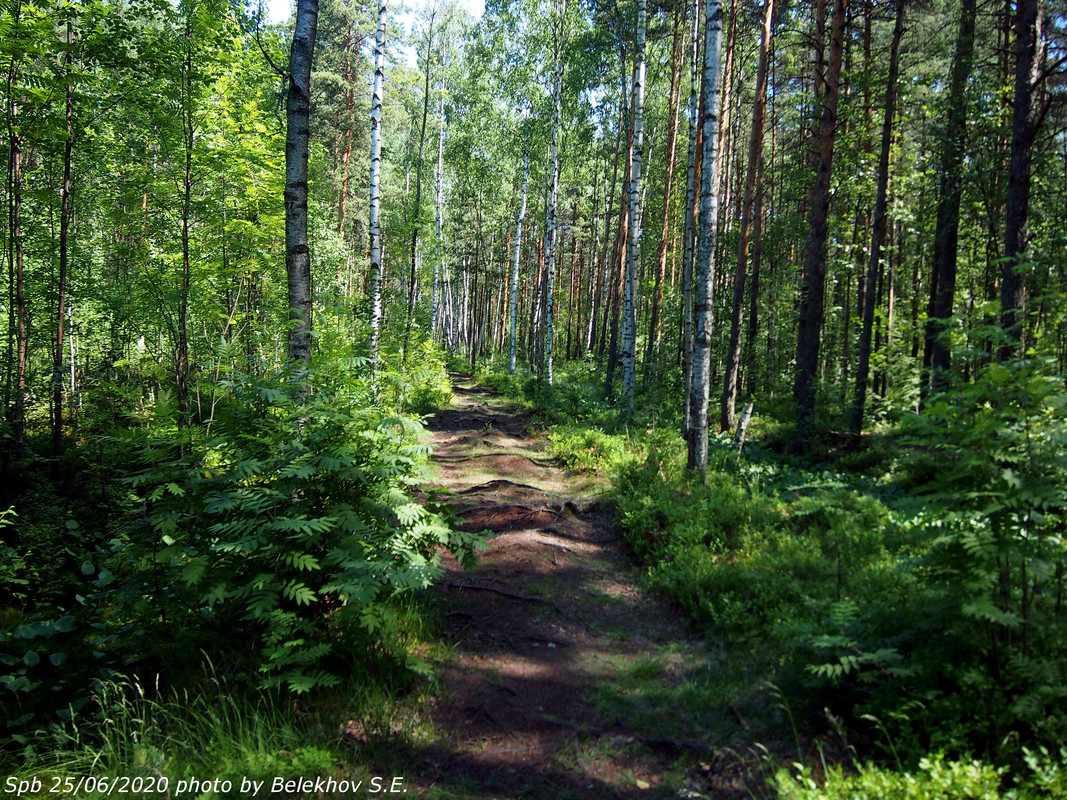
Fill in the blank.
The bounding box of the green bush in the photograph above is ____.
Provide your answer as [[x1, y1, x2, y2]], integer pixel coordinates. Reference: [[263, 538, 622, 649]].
[[105, 363, 479, 694], [774, 748, 1067, 799], [775, 755, 1006, 799]]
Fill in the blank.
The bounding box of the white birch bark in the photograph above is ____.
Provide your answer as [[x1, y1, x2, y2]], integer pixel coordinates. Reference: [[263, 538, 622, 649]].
[[510, 146, 529, 375], [543, 0, 567, 385], [619, 0, 647, 410], [687, 0, 723, 472], [431, 69, 446, 341], [367, 0, 387, 371]]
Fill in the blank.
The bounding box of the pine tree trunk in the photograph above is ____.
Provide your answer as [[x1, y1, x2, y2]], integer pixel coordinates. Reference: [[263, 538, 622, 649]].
[[368, 0, 387, 371], [721, 0, 774, 431], [53, 15, 74, 457], [405, 14, 437, 360], [510, 148, 529, 374], [285, 0, 318, 366], [681, 0, 701, 439], [922, 0, 975, 397], [852, 0, 904, 435], [643, 9, 683, 388], [1000, 0, 1043, 361], [793, 0, 846, 447]]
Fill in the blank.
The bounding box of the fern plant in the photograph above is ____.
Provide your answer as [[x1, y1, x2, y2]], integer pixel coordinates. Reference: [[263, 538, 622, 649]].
[[112, 363, 479, 693]]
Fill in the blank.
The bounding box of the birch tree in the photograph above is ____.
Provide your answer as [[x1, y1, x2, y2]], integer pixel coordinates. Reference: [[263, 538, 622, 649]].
[[686, 0, 723, 472], [619, 0, 647, 410], [367, 0, 387, 371], [543, 0, 567, 385]]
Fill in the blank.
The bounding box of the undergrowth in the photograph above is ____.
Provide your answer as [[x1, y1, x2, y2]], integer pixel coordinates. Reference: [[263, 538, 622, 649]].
[[476, 357, 1067, 798], [2, 345, 471, 779]]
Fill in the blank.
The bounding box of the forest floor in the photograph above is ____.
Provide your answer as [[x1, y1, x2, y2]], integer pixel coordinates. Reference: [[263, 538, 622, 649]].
[[398, 375, 779, 800]]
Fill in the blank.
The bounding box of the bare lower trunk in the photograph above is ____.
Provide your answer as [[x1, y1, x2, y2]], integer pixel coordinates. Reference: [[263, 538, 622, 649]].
[[643, 9, 682, 388], [923, 0, 976, 397], [285, 0, 319, 366], [405, 14, 437, 361], [432, 69, 446, 339], [510, 148, 529, 374], [53, 16, 73, 457], [620, 0, 647, 410], [681, 0, 701, 439], [793, 0, 846, 448], [543, 0, 567, 385], [368, 0, 387, 371], [852, 0, 904, 435], [686, 0, 723, 472], [721, 0, 773, 431], [999, 0, 1043, 361]]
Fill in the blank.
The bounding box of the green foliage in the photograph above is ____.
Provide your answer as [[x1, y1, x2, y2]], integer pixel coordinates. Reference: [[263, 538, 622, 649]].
[[6, 675, 346, 795], [377, 341, 453, 413], [548, 425, 642, 473], [775, 755, 1007, 799], [893, 357, 1067, 751], [775, 749, 1067, 799], [106, 362, 479, 694]]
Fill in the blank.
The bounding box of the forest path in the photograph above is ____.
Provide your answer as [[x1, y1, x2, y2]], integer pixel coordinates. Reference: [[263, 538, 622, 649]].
[[405, 375, 751, 800]]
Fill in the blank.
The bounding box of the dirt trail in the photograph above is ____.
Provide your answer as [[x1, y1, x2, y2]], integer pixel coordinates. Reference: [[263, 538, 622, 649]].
[[405, 375, 753, 800]]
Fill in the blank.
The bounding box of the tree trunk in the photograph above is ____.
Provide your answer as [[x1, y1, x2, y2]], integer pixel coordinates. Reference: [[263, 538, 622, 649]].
[[620, 0, 647, 410], [432, 69, 446, 340], [177, 14, 195, 427], [793, 0, 846, 447], [721, 0, 773, 431], [1000, 0, 1043, 361], [53, 15, 74, 457], [368, 0, 387, 371], [510, 147, 529, 374], [681, 0, 701, 439], [922, 0, 976, 397], [686, 0, 723, 472], [405, 12, 437, 360], [852, 0, 904, 435], [337, 21, 357, 240], [544, 0, 567, 385], [745, 148, 766, 395], [643, 8, 683, 388], [5, 4, 26, 465], [285, 0, 319, 366], [604, 55, 632, 392]]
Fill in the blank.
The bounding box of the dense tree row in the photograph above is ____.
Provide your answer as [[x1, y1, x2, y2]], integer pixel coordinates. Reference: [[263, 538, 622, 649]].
[[4, 0, 1067, 476]]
